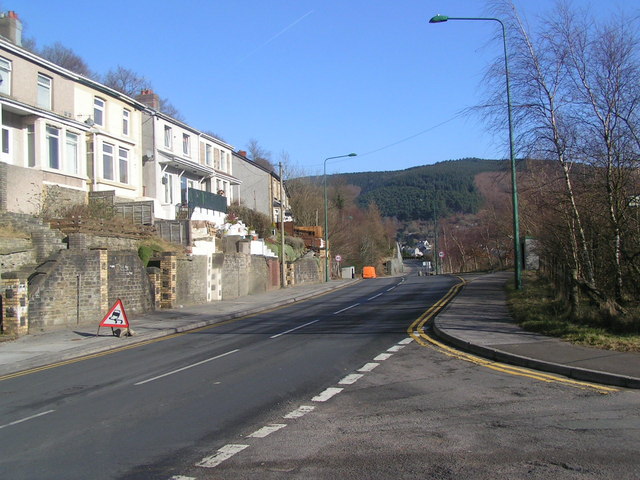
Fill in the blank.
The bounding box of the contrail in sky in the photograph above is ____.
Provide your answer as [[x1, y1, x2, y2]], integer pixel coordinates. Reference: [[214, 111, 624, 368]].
[[235, 10, 314, 65]]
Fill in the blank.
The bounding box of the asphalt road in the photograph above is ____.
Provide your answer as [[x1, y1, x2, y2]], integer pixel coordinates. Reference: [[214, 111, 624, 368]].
[[0, 274, 459, 480]]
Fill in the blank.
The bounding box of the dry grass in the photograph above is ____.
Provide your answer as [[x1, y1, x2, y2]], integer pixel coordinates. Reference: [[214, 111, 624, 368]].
[[507, 272, 640, 352], [0, 225, 30, 239]]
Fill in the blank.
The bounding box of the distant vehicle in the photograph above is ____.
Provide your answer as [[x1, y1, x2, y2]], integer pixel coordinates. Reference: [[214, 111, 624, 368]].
[[362, 266, 377, 278]]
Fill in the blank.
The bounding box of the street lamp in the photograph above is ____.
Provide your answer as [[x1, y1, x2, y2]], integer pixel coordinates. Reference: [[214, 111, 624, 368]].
[[324, 153, 357, 282], [429, 14, 522, 289]]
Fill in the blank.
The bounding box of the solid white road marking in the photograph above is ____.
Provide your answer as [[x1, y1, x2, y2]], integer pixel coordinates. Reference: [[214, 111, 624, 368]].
[[339, 373, 364, 385], [399, 338, 414, 345], [270, 319, 320, 338], [358, 362, 379, 372], [386, 286, 396, 291], [0, 409, 55, 430], [333, 303, 360, 315], [196, 444, 249, 468], [248, 423, 287, 438], [284, 405, 315, 419], [312, 387, 343, 402], [387, 345, 405, 352], [374, 353, 393, 361], [134, 349, 239, 386]]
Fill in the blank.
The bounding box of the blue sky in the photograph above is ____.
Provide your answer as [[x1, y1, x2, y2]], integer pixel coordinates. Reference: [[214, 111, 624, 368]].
[[12, 0, 638, 175]]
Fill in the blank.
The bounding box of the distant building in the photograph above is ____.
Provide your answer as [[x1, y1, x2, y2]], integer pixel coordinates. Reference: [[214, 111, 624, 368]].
[[232, 150, 291, 224]]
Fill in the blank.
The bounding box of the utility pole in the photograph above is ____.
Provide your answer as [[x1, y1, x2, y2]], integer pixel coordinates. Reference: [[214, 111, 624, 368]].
[[279, 162, 286, 288]]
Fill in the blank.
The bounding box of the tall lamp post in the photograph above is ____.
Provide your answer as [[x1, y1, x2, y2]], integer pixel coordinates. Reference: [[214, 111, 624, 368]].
[[324, 153, 357, 282], [429, 14, 522, 289]]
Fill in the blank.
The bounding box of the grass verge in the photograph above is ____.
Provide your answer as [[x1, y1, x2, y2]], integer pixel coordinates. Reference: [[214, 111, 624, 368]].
[[506, 272, 640, 352]]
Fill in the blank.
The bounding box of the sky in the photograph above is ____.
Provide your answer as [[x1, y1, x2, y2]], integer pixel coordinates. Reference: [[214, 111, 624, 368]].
[[11, 0, 639, 176]]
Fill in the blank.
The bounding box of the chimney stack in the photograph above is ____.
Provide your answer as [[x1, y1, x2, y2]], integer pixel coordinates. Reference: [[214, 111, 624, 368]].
[[137, 89, 160, 110], [0, 11, 22, 46]]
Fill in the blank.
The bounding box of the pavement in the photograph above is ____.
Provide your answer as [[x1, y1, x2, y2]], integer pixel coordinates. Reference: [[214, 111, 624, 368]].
[[1, 271, 639, 389]]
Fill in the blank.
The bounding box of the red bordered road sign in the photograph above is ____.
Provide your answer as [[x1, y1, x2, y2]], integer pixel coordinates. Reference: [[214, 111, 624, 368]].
[[99, 299, 129, 328]]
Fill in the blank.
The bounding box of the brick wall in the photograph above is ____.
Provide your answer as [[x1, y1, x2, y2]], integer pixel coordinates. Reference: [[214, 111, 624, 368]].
[[222, 253, 251, 300], [176, 255, 209, 306], [107, 251, 154, 314], [28, 249, 107, 330], [292, 256, 322, 285], [1, 276, 29, 336]]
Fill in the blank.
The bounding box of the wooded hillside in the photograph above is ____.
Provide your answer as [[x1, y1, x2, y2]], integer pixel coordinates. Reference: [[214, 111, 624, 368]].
[[331, 158, 507, 221]]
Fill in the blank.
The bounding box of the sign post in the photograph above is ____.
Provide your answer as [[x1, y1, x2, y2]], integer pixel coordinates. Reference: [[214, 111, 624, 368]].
[[97, 299, 130, 337]]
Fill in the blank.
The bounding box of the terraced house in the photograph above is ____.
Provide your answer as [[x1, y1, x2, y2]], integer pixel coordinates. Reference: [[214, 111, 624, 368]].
[[0, 11, 239, 229]]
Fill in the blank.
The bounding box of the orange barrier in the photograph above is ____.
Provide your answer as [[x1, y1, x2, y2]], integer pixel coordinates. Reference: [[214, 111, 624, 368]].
[[362, 266, 377, 278]]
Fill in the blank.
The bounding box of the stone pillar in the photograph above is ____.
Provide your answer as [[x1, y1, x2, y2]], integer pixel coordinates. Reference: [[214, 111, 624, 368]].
[[1, 276, 28, 336], [96, 248, 109, 314], [160, 252, 176, 309], [0, 162, 7, 212], [147, 267, 162, 310]]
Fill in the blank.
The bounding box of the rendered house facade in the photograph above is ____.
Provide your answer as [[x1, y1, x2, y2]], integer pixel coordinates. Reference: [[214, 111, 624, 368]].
[[139, 90, 240, 225]]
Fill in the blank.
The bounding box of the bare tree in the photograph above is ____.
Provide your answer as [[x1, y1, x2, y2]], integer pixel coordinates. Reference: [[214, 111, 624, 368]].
[[561, 11, 640, 304], [39, 42, 94, 78], [247, 139, 274, 171], [103, 65, 151, 96]]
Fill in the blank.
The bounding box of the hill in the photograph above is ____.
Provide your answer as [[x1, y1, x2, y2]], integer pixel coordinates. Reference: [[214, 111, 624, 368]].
[[330, 158, 507, 221]]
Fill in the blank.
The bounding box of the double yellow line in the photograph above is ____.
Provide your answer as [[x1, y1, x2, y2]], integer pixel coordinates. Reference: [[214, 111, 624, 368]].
[[407, 279, 618, 395]]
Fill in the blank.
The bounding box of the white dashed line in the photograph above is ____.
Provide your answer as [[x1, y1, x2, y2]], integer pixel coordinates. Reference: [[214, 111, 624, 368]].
[[387, 345, 405, 352], [169, 476, 196, 480], [284, 405, 315, 419], [339, 373, 364, 385], [386, 286, 396, 291], [248, 423, 287, 438], [196, 444, 249, 468], [374, 353, 393, 361], [312, 387, 343, 402], [399, 338, 414, 345], [270, 319, 320, 338], [135, 349, 239, 386], [367, 293, 383, 300], [333, 303, 360, 315], [358, 362, 379, 372], [0, 410, 55, 430]]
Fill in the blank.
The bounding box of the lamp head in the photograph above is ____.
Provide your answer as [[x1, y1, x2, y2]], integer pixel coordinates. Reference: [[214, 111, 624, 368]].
[[348, 153, 357, 157], [429, 14, 449, 23]]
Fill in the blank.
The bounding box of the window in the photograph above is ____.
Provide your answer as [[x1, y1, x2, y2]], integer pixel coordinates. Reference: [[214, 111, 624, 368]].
[[1, 128, 9, 154], [37, 74, 52, 109], [163, 173, 173, 203], [182, 133, 190, 156], [220, 151, 227, 172], [118, 147, 129, 184], [46, 125, 60, 169], [27, 125, 35, 167], [94, 97, 105, 126], [205, 144, 212, 166], [0, 57, 11, 95], [214, 148, 220, 169], [122, 109, 130, 136], [164, 125, 172, 149], [102, 143, 114, 180], [65, 132, 79, 175]]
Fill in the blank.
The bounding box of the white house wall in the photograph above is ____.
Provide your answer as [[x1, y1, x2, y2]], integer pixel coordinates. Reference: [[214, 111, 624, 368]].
[[74, 84, 144, 200]]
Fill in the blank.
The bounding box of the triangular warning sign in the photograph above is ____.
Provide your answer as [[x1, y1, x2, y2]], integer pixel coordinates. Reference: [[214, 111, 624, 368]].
[[99, 299, 129, 328]]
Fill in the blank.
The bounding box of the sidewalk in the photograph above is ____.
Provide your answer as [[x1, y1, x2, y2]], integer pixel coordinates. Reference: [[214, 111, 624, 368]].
[[433, 271, 640, 389], [0, 279, 357, 377], [2, 272, 639, 389]]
